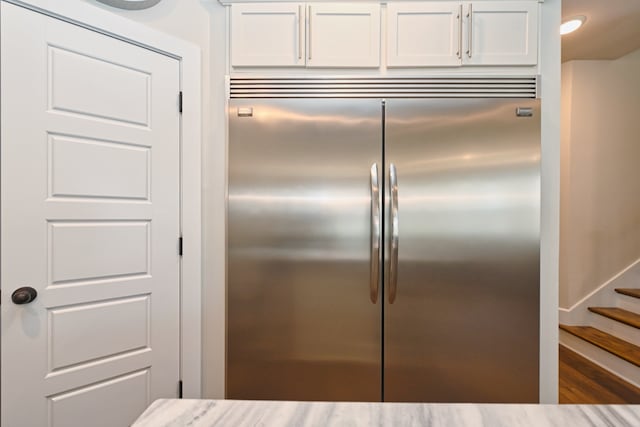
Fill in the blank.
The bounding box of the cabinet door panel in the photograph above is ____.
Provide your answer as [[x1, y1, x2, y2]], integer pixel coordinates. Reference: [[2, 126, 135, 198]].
[[231, 3, 304, 67], [464, 1, 538, 66], [387, 2, 461, 67], [307, 3, 380, 68]]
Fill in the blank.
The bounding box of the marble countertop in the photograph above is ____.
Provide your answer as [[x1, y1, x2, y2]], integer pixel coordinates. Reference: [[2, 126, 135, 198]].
[[133, 399, 640, 426]]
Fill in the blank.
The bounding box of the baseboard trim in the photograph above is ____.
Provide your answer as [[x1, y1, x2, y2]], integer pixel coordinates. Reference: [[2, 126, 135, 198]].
[[559, 257, 640, 325]]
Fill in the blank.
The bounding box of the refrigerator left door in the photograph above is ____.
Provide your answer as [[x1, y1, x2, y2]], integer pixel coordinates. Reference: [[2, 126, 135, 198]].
[[227, 98, 383, 401]]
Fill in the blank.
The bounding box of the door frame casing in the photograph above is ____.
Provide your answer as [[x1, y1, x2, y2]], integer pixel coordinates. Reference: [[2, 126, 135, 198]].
[[0, 0, 203, 398]]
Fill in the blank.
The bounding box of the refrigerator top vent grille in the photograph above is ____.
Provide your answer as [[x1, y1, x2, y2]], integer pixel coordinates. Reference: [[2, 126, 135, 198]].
[[229, 77, 538, 98]]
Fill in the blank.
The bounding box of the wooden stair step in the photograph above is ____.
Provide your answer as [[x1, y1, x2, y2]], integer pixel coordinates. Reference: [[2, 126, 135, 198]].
[[559, 325, 640, 367], [588, 307, 640, 329], [615, 288, 640, 299]]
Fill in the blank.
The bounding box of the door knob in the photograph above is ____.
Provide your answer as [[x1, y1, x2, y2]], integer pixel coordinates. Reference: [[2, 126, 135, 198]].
[[11, 287, 38, 305]]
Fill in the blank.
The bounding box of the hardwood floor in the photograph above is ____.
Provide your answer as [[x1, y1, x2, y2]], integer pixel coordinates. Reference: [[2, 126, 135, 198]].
[[559, 344, 640, 403]]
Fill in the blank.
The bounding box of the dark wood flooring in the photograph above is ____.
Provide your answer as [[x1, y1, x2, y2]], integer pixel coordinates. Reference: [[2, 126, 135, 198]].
[[559, 344, 640, 403]]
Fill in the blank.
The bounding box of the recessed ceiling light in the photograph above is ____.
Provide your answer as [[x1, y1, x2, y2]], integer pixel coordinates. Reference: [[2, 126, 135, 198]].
[[561, 16, 586, 35]]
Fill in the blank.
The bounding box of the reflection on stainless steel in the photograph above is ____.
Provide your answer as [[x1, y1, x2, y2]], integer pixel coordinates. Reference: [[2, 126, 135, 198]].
[[388, 163, 399, 304], [384, 99, 540, 403], [370, 163, 381, 304], [227, 96, 540, 404], [227, 99, 382, 401]]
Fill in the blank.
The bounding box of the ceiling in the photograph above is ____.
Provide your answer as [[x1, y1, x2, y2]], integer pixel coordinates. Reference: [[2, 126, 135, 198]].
[[562, 0, 640, 62]]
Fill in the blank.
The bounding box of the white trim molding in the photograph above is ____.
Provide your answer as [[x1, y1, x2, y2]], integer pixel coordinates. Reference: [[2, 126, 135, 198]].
[[1, 0, 203, 398], [538, 0, 561, 404], [559, 257, 640, 325]]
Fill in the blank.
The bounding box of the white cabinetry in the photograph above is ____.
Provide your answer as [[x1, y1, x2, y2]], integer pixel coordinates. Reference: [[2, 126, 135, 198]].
[[307, 3, 380, 67], [387, 1, 538, 67], [231, 3, 381, 68], [387, 2, 462, 67], [465, 1, 538, 66], [231, 3, 305, 67]]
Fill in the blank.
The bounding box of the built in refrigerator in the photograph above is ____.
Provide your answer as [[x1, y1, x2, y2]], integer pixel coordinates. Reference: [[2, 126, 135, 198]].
[[227, 78, 540, 403]]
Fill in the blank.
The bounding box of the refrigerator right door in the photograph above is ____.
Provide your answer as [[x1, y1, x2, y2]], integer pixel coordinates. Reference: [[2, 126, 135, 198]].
[[384, 98, 540, 403]]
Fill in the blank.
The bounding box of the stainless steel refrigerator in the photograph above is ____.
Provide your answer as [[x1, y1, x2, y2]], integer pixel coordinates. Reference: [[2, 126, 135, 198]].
[[227, 78, 540, 403]]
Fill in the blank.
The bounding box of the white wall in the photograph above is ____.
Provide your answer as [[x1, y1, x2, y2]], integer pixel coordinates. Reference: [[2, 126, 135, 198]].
[[87, 0, 210, 49], [203, 0, 227, 400], [560, 49, 640, 309]]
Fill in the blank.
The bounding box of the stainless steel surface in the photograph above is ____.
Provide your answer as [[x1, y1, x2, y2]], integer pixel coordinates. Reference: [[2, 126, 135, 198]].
[[230, 93, 538, 99], [457, 5, 463, 59], [228, 77, 538, 99], [237, 107, 253, 117], [227, 95, 541, 404], [388, 163, 399, 304], [227, 98, 382, 401], [516, 107, 534, 117], [298, 5, 303, 61], [384, 98, 540, 403], [467, 4, 473, 58], [370, 163, 381, 304]]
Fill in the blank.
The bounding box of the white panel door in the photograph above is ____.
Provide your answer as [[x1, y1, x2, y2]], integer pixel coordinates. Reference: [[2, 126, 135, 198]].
[[307, 3, 381, 68], [231, 3, 305, 67], [463, 1, 538, 66], [1, 3, 180, 427], [387, 2, 462, 67]]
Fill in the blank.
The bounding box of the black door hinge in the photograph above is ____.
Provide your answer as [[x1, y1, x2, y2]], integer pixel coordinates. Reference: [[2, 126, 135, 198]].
[[178, 237, 183, 256], [178, 91, 183, 114], [178, 380, 183, 398]]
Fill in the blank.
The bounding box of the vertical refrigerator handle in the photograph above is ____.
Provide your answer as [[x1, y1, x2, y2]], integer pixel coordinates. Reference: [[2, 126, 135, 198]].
[[370, 163, 381, 303], [389, 163, 399, 304]]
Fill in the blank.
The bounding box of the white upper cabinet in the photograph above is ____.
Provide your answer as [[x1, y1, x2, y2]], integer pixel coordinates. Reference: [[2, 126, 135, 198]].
[[230, 1, 538, 69], [231, 2, 381, 69], [307, 3, 381, 68], [387, 2, 462, 68], [231, 3, 305, 67], [386, 1, 538, 67], [463, 1, 538, 66]]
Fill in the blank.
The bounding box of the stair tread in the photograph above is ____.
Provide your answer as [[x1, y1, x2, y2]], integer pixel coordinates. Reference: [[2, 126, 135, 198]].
[[559, 325, 640, 367], [615, 288, 640, 299], [588, 307, 640, 329]]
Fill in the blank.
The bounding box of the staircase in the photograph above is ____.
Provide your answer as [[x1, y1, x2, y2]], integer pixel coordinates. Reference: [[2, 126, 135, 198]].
[[560, 288, 640, 388]]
